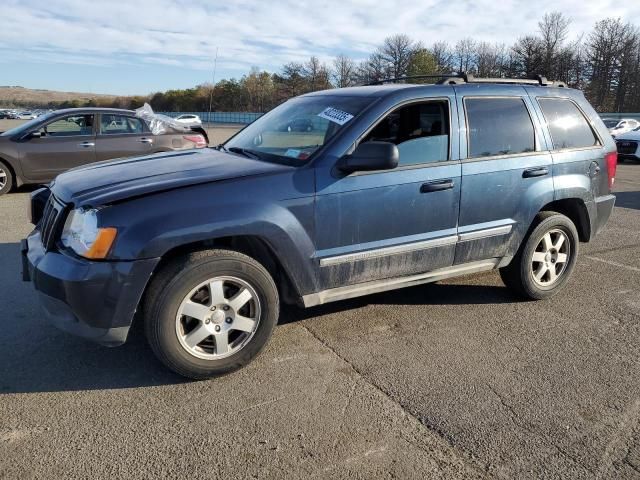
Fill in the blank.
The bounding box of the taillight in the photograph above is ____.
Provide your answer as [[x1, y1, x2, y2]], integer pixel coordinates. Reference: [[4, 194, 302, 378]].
[[605, 151, 617, 190], [183, 135, 207, 148]]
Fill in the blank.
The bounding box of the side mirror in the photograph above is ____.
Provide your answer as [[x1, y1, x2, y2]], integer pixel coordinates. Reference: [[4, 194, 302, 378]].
[[338, 141, 399, 174], [27, 131, 44, 139]]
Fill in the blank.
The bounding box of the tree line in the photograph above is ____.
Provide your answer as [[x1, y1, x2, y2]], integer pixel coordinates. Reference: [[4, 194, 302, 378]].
[[55, 12, 640, 113]]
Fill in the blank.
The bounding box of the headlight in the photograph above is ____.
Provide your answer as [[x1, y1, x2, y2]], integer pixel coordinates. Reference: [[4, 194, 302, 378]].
[[61, 208, 117, 259]]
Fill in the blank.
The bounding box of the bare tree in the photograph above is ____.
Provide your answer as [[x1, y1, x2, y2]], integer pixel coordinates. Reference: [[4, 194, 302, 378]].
[[538, 12, 571, 77], [381, 34, 416, 78], [429, 41, 454, 72], [332, 54, 357, 87], [454, 38, 476, 72]]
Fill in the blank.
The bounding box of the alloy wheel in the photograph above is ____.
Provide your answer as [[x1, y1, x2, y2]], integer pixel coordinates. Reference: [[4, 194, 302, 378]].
[[175, 276, 261, 360], [530, 228, 570, 286]]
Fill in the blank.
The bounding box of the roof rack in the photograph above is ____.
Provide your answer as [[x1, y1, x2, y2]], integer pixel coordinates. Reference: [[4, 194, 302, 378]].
[[368, 72, 567, 88]]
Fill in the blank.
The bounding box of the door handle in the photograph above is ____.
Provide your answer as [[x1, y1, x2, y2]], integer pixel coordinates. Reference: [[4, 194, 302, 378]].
[[420, 179, 454, 193], [139, 138, 153, 144], [77, 141, 95, 148], [522, 167, 549, 178]]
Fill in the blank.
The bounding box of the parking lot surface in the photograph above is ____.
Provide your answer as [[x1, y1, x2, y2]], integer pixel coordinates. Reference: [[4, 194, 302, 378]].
[[1, 162, 639, 479]]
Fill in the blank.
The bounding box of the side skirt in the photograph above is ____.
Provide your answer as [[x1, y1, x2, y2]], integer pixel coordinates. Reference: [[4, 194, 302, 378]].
[[302, 259, 500, 307]]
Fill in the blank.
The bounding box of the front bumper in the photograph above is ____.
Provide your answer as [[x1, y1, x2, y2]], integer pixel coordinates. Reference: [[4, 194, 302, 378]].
[[22, 230, 160, 346]]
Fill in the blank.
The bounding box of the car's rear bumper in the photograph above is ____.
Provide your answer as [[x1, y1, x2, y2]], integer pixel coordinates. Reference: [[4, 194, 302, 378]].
[[590, 194, 616, 238], [22, 230, 159, 346]]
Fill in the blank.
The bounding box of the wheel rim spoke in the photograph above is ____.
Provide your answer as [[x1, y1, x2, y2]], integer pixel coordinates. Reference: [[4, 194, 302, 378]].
[[209, 280, 226, 305], [215, 331, 229, 355], [556, 253, 568, 264], [542, 233, 553, 251], [554, 235, 565, 250], [534, 264, 548, 281], [532, 251, 546, 263], [233, 315, 256, 333], [184, 323, 211, 348], [229, 287, 252, 312], [181, 300, 210, 321], [547, 265, 558, 282]]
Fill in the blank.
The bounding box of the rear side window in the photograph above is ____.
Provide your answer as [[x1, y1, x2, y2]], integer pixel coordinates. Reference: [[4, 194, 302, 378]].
[[537, 98, 600, 150], [465, 98, 535, 158], [362, 100, 450, 166]]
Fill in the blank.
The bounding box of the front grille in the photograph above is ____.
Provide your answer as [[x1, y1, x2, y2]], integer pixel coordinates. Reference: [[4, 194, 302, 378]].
[[39, 196, 66, 250], [616, 140, 638, 155]]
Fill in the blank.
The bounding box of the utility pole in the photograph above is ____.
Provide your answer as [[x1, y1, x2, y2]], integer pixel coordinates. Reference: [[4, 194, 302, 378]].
[[207, 47, 219, 126]]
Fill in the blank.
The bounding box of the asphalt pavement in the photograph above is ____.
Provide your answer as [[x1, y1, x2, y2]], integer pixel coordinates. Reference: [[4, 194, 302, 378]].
[[1, 163, 639, 479]]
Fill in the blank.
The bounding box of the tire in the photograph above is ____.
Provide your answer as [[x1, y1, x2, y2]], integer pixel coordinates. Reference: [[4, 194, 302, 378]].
[[0, 160, 14, 196], [144, 249, 279, 379], [500, 212, 579, 300]]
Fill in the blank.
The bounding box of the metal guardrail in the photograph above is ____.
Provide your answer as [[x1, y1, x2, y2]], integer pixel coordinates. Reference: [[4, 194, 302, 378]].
[[159, 112, 263, 125], [599, 113, 640, 121]]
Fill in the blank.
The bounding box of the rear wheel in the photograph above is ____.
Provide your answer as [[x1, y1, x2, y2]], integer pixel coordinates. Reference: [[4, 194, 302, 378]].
[[500, 212, 579, 300], [144, 249, 279, 379], [0, 160, 14, 195]]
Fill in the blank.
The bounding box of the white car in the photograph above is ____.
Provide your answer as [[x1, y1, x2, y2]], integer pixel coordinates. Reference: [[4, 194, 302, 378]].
[[17, 111, 37, 120], [174, 114, 202, 126], [604, 118, 640, 137], [614, 126, 640, 162]]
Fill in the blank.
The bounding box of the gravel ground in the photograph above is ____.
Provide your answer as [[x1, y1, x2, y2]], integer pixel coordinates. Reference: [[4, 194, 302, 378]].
[[0, 155, 639, 478]]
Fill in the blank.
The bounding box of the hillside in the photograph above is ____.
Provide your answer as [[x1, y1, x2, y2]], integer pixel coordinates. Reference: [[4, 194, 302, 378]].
[[0, 86, 117, 108]]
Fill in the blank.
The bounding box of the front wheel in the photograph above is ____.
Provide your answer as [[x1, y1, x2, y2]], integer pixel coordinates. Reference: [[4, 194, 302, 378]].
[[144, 249, 279, 379], [500, 212, 579, 300]]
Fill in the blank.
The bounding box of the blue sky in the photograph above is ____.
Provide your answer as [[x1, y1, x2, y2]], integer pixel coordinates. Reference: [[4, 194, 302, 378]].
[[1, 0, 639, 95]]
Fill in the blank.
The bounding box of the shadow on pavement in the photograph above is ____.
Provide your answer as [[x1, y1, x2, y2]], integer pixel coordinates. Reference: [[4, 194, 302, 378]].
[[0, 241, 187, 394], [2, 236, 511, 394], [614, 191, 640, 210]]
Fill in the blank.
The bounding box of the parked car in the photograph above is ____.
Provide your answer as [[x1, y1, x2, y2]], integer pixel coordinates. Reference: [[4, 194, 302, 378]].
[[606, 118, 640, 137], [23, 75, 617, 379], [174, 114, 202, 125], [0, 108, 208, 195], [614, 126, 640, 162], [279, 117, 314, 132], [17, 111, 38, 120]]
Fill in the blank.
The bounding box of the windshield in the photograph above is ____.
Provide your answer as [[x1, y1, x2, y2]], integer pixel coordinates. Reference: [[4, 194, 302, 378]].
[[603, 119, 619, 128], [224, 95, 375, 164], [0, 112, 56, 136]]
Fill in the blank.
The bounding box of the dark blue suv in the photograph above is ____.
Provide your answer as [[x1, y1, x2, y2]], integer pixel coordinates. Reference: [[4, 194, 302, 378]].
[[23, 75, 617, 379]]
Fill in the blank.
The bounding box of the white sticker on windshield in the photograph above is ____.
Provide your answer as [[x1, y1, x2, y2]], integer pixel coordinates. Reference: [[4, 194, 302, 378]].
[[284, 149, 301, 158], [318, 107, 354, 125]]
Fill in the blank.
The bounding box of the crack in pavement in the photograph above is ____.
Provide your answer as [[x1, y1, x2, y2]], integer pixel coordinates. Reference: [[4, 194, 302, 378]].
[[298, 323, 490, 478], [486, 384, 596, 477]]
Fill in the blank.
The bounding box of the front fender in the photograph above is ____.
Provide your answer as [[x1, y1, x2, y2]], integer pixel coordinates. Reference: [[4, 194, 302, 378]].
[[100, 171, 318, 296]]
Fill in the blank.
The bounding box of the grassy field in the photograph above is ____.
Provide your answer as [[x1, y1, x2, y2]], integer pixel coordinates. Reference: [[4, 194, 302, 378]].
[[0, 119, 240, 145]]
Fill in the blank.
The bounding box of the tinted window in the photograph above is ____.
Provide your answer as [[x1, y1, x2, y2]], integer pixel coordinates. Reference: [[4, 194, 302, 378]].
[[362, 101, 450, 165], [538, 98, 599, 150], [100, 114, 145, 135], [39, 114, 94, 137], [465, 98, 535, 158]]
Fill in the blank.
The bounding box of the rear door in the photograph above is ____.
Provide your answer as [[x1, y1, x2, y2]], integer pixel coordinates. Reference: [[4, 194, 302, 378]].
[[454, 87, 554, 264], [18, 113, 96, 182], [95, 113, 154, 161]]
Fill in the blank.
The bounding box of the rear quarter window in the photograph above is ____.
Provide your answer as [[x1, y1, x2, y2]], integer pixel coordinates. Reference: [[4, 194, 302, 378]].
[[537, 98, 600, 150], [465, 97, 535, 158]]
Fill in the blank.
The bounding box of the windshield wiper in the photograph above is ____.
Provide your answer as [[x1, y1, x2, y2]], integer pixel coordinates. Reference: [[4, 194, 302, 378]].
[[227, 146, 262, 160]]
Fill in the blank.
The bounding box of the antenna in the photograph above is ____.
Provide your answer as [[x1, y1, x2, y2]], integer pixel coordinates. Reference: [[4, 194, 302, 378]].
[[207, 47, 219, 126]]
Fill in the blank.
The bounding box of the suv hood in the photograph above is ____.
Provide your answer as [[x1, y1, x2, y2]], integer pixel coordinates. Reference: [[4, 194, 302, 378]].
[[51, 149, 294, 206]]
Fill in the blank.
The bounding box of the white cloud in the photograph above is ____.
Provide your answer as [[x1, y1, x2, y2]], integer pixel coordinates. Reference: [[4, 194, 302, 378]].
[[1, 0, 639, 76]]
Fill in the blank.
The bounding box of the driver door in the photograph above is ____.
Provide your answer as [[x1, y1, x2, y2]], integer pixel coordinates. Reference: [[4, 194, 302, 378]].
[[314, 97, 461, 290], [19, 113, 96, 182]]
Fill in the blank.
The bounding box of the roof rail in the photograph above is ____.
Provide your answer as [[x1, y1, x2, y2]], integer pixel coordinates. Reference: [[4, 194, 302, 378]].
[[367, 72, 567, 88]]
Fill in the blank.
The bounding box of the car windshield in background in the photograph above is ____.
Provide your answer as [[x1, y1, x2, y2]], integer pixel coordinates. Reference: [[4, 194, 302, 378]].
[[0, 112, 56, 137], [224, 95, 375, 164], [603, 119, 619, 128]]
